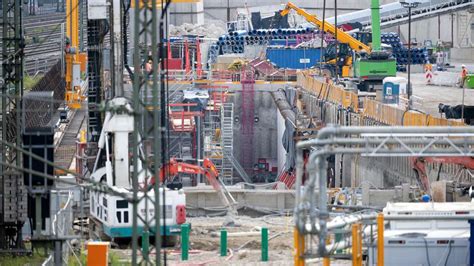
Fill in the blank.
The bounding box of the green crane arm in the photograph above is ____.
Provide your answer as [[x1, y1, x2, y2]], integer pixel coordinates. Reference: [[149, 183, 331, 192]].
[[280, 2, 371, 52]]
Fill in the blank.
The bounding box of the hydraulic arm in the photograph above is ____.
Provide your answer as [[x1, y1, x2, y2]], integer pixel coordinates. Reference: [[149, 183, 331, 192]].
[[156, 158, 238, 218], [280, 2, 370, 52], [412, 156, 474, 194]]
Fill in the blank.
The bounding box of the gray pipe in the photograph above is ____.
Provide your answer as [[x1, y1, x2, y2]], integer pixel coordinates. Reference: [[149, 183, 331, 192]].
[[271, 90, 296, 126], [294, 125, 474, 257]]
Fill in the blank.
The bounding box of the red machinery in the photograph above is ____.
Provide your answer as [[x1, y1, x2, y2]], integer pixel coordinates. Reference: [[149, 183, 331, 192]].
[[168, 103, 203, 132], [158, 158, 219, 188], [150, 158, 238, 218], [412, 156, 474, 192]]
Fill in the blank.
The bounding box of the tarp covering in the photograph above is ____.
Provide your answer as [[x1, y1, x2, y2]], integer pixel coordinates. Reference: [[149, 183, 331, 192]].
[[182, 89, 209, 111], [272, 88, 297, 171]]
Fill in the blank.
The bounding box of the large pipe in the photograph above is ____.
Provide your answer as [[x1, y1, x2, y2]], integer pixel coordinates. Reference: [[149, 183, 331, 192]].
[[294, 125, 474, 256], [297, 125, 474, 149]]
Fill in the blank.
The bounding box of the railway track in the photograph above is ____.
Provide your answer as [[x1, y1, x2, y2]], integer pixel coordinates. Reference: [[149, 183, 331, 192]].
[[1, 9, 83, 74]]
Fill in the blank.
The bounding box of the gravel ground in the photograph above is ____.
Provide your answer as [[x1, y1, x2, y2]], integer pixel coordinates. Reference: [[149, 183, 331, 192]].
[[109, 215, 354, 265]]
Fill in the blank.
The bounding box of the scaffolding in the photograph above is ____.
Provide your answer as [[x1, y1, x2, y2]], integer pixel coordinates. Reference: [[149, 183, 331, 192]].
[[203, 103, 223, 167], [1, 0, 27, 251]]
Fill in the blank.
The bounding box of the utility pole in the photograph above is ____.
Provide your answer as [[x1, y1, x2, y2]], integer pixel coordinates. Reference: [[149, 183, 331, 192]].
[[334, 0, 338, 81], [319, 0, 326, 69], [1, 0, 26, 252], [227, 0, 230, 22], [451, 13, 455, 47], [400, 1, 420, 110]]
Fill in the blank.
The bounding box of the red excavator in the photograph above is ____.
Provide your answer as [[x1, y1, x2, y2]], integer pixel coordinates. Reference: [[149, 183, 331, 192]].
[[150, 158, 238, 220], [411, 156, 474, 195]]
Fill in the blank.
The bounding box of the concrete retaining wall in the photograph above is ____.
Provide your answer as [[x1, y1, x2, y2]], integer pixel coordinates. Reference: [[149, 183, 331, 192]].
[[184, 186, 295, 216]]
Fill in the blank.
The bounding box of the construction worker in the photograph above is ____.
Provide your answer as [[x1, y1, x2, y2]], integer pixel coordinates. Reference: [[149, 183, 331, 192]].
[[145, 59, 153, 73], [460, 64, 469, 88]]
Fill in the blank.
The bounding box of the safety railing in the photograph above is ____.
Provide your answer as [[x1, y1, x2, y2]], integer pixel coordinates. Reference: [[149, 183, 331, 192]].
[[47, 190, 83, 266]]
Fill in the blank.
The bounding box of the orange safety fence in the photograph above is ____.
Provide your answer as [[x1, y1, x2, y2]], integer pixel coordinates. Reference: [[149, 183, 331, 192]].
[[297, 72, 359, 110], [363, 98, 465, 126], [297, 71, 465, 127]]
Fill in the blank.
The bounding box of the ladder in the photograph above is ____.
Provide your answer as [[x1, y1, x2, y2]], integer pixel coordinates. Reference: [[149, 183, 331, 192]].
[[203, 107, 223, 171], [221, 103, 235, 184]]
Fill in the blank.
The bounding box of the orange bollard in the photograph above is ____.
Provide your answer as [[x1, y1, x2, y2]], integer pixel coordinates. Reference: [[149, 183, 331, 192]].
[[87, 242, 109, 266], [294, 227, 305, 266]]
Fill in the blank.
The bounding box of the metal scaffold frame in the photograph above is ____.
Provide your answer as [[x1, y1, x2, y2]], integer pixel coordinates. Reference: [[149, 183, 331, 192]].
[[1, 0, 27, 251], [294, 125, 474, 261], [220, 102, 234, 184], [131, 0, 170, 264]]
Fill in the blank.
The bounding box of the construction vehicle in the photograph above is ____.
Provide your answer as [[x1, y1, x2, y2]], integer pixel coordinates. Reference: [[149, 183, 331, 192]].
[[412, 156, 474, 196], [88, 98, 238, 241], [280, 1, 397, 91]]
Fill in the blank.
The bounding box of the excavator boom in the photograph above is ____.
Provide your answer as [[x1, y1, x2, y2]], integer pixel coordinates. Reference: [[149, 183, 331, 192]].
[[412, 156, 474, 193], [280, 2, 371, 52], [155, 158, 238, 219]]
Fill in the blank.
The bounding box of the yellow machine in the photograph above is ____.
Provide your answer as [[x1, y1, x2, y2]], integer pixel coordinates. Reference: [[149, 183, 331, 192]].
[[280, 2, 371, 78], [65, 0, 87, 109]]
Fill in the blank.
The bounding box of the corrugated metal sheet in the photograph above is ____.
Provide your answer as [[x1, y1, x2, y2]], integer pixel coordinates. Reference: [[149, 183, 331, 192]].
[[266, 47, 322, 69]]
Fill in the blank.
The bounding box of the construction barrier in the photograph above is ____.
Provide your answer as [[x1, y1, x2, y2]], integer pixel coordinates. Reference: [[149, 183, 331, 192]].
[[295, 71, 470, 187], [297, 72, 360, 110], [297, 71, 465, 127]]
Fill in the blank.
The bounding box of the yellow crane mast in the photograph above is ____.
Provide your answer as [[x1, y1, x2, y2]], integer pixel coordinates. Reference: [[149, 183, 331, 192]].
[[65, 0, 86, 109]]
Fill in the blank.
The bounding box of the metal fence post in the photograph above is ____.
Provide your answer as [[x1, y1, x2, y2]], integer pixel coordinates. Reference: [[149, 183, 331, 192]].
[[261, 227, 268, 261], [352, 223, 362, 266], [181, 224, 190, 261], [377, 213, 384, 266], [220, 229, 227, 256]]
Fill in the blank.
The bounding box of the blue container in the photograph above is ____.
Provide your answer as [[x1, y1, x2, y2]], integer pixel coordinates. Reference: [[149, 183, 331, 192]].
[[266, 47, 323, 69], [382, 77, 407, 104]]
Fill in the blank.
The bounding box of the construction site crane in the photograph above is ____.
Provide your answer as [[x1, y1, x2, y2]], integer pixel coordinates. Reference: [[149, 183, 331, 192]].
[[412, 156, 474, 194], [280, 1, 368, 78], [280, 1, 396, 90], [65, 0, 86, 109], [155, 158, 239, 219], [280, 2, 370, 52]]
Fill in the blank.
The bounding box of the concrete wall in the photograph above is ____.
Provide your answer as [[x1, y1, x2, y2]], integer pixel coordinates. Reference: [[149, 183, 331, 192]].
[[231, 91, 279, 171], [393, 11, 473, 48], [169, 1, 204, 25], [204, 0, 394, 22], [450, 47, 474, 61], [184, 186, 294, 216]]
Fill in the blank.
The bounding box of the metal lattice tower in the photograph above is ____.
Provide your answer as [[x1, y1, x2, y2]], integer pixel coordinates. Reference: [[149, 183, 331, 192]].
[[0, 0, 27, 250], [131, 0, 166, 264], [87, 19, 106, 145]]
